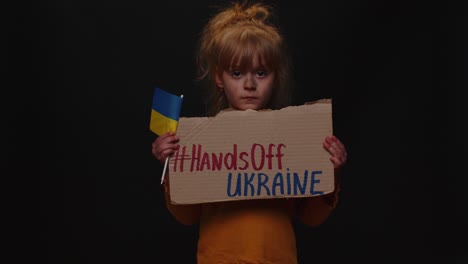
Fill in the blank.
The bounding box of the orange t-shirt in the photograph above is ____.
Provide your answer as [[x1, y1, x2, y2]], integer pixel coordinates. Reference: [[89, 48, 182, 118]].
[[164, 181, 339, 264]]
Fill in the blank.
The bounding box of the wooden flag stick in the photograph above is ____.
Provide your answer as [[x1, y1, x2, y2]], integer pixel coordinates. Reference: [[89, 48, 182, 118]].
[[160, 94, 183, 185]]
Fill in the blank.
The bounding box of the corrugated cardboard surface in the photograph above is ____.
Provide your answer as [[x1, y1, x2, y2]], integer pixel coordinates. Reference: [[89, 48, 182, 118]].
[[169, 99, 334, 204]]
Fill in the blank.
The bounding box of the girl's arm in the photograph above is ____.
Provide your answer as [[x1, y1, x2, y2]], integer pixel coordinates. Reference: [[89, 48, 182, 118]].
[[163, 173, 201, 225], [153, 132, 201, 225], [296, 136, 347, 227], [296, 167, 341, 227]]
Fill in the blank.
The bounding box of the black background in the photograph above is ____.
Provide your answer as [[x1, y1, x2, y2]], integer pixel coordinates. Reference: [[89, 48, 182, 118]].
[[9, 0, 465, 263]]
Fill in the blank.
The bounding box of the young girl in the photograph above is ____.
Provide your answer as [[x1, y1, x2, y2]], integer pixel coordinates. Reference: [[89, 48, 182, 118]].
[[152, 2, 347, 263]]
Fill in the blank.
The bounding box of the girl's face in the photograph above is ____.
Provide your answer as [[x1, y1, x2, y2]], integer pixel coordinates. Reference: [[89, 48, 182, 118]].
[[216, 54, 274, 111]]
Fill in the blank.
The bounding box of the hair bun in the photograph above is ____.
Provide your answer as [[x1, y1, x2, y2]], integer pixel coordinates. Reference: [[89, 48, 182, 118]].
[[237, 3, 270, 22], [221, 2, 273, 28]]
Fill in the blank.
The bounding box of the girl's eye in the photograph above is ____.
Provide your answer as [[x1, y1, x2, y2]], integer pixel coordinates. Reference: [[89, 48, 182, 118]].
[[256, 70, 266, 77], [231, 71, 241, 77]]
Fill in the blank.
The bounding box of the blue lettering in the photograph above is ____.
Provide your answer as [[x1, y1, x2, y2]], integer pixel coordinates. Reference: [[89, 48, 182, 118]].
[[244, 173, 255, 196], [294, 170, 308, 195], [272, 172, 284, 195], [227, 172, 241, 197], [226, 169, 325, 198], [310, 170, 323, 195], [257, 173, 270, 196]]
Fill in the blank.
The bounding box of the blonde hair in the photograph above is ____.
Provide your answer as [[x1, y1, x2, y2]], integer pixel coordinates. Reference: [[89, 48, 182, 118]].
[[195, 1, 293, 116]]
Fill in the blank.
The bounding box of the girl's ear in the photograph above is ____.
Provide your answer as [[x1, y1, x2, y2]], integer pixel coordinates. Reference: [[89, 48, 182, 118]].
[[215, 71, 224, 90]]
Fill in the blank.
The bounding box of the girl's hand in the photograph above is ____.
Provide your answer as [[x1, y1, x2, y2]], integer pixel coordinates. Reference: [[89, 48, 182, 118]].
[[151, 131, 179, 164], [323, 136, 347, 169]]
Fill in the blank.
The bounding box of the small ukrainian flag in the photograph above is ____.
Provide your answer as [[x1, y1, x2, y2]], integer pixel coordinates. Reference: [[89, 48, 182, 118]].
[[150, 87, 183, 136]]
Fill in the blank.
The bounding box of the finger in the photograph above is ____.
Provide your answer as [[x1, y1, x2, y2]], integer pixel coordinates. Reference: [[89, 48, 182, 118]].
[[159, 139, 179, 150], [153, 143, 173, 161], [330, 156, 344, 169], [156, 135, 179, 151], [331, 143, 346, 162], [156, 145, 175, 161], [332, 136, 347, 157], [161, 148, 176, 161], [157, 134, 179, 146], [155, 132, 175, 145], [324, 139, 348, 167], [330, 136, 348, 161], [323, 136, 334, 148], [323, 136, 338, 156], [160, 131, 175, 139], [166, 135, 180, 144]]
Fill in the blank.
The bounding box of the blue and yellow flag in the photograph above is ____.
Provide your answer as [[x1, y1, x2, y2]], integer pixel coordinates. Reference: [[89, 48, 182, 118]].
[[150, 87, 183, 136]]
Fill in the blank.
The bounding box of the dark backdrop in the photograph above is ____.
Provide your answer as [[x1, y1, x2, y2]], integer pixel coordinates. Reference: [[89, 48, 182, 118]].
[[13, 0, 463, 263]]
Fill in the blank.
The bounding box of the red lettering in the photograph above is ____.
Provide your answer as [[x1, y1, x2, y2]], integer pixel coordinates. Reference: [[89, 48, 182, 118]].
[[239, 152, 249, 170], [276, 144, 285, 169], [183, 143, 285, 172], [173, 145, 186, 172], [251, 143, 265, 170], [211, 153, 223, 171], [266, 144, 275, 170], [224, 144, 238, 170], [200, 152, 211, 171], [190, 144, 201, 172], [172, 145, 179, 172]]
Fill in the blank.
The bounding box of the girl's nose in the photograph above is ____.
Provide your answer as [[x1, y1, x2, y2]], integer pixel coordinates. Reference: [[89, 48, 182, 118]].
[[243, 74, 256, 90]]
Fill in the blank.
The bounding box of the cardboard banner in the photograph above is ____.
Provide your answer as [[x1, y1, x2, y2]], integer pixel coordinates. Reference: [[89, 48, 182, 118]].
[[168, 99, 334, 204]]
